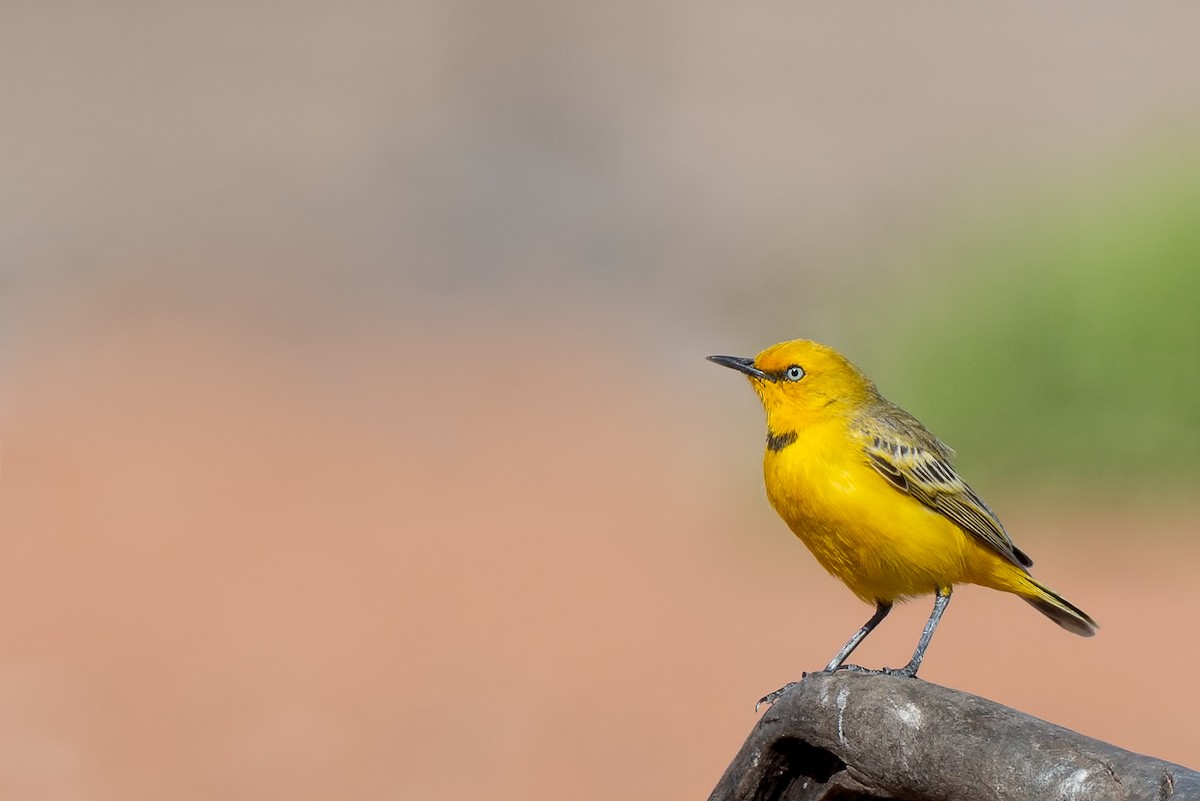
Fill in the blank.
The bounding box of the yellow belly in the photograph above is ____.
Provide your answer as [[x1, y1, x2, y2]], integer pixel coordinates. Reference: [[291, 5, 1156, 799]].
[[763, 434, 1003, 604]]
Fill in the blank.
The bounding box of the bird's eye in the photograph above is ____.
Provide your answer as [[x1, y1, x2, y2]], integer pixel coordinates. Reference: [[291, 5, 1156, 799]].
[[784, 365, 805, 382]]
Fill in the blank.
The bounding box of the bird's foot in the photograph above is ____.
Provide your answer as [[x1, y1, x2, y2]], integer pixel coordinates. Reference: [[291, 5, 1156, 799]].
[[827, 663, 920, 678], [827, 663, 882, 675], [755, 675, 807, 712], [880, 664, 921, 679]]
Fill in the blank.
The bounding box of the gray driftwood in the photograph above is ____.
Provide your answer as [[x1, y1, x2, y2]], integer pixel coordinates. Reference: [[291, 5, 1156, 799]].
[[710, 671, 1200, 801]]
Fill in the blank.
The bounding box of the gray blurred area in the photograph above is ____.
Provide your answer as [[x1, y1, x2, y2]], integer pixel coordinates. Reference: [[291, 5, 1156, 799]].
[[5, 2, 1200, 335]]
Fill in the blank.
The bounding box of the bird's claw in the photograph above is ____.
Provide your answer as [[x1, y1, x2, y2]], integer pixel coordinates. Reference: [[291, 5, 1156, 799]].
[[880, 665, 920, 678], [828, 663, 920, 678], [754, 661, 921, 714], [755, 676, 805, 712], [829, 663, 877, 674]]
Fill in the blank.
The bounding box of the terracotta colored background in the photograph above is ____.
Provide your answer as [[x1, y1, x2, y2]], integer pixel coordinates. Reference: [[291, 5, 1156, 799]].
[[3, 3, 1200, 798], [2, 308, 1196, 800]]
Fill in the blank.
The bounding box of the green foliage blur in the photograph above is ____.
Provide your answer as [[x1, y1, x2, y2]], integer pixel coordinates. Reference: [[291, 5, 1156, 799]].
[[858, 151, 1200, 495]]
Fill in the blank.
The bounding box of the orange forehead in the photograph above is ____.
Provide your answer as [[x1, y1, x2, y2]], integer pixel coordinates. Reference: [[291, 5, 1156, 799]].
[[754, 339, 841, 372]]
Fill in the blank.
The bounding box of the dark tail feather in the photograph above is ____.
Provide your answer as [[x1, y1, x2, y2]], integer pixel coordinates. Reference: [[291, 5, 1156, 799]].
[[1022, 577, 1098, 637]]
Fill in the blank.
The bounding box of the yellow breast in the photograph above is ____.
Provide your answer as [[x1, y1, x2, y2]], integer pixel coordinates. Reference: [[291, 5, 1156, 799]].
[[763, 421, 979, 604]]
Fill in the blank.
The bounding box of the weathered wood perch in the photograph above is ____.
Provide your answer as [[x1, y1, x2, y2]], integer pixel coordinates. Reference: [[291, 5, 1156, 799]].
[[710, 671, 1200, 801]]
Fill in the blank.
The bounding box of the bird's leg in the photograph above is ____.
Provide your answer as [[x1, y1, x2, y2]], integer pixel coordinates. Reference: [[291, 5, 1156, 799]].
[[825, 601, 893, 672], [758, 601, 896, 709], [885, 586, 952, 678], [756, 602, 895, 710]]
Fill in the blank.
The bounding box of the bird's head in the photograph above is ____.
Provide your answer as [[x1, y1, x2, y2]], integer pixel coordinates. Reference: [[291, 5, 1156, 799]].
[[707, 339, 876, 426]]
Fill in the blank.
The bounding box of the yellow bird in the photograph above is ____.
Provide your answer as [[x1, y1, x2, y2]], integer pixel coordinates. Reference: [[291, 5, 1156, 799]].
[[709, 339, 1096, 684]]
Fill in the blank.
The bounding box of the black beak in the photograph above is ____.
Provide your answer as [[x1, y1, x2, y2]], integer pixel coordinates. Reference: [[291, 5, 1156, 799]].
[[707, 354, 772, 381]]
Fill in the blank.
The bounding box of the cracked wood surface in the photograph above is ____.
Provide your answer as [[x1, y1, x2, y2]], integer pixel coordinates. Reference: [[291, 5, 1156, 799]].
[[710, 671, 1200, 801]]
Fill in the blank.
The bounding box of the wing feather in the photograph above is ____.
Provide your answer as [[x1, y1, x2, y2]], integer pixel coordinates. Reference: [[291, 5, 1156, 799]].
[[859, 403, 1032, 570]]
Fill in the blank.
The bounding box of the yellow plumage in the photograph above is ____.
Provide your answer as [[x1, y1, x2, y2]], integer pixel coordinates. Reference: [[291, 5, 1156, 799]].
[[709, 339, 1095, 681]]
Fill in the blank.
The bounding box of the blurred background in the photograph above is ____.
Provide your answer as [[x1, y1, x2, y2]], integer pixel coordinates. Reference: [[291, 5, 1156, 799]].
[[2, 2, 1199, 798]]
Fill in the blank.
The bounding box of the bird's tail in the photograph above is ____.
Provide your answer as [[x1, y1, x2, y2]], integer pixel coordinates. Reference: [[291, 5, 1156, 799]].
[[1017, 574, 1098, 637]]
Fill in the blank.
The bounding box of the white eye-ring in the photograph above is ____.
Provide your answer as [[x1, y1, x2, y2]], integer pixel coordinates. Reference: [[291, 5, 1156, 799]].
[[784, 365, 805, 382]]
